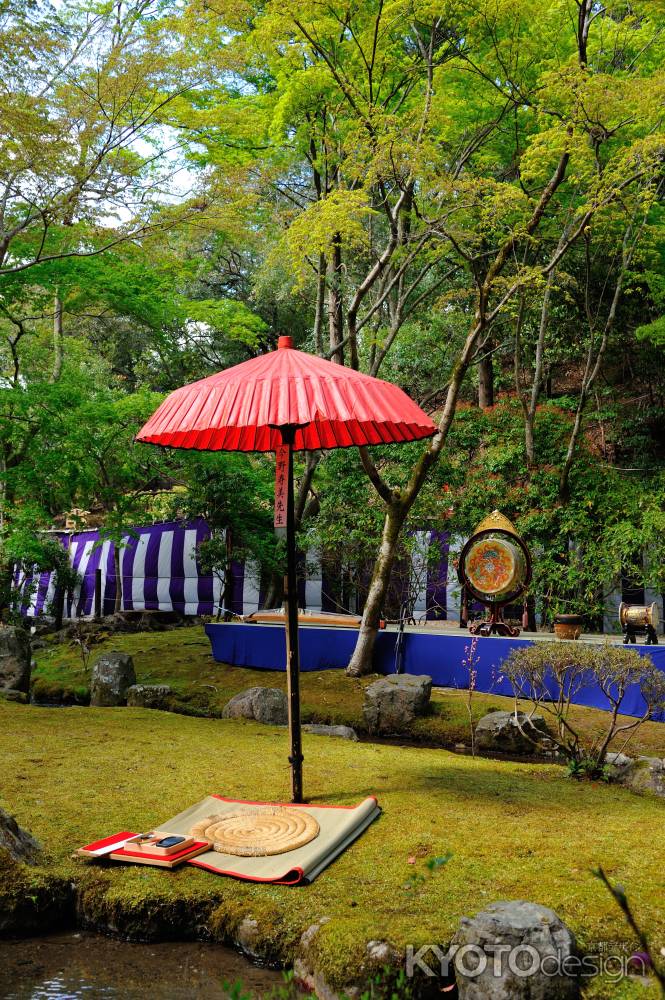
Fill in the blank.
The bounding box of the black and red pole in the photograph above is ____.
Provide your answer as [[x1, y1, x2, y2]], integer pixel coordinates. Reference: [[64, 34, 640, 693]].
[[279, 426, 304, 803]]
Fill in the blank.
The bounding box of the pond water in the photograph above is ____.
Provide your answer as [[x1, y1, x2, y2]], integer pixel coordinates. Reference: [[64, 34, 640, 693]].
[[0, 932, 293, 999]]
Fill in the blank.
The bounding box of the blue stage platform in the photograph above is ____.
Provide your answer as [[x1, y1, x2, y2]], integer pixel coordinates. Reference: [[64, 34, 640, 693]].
[[205, 622, 665, 722]]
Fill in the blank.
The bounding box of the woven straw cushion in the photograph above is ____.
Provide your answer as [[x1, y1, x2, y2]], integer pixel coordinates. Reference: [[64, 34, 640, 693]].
[[189, 806, 320, 857]]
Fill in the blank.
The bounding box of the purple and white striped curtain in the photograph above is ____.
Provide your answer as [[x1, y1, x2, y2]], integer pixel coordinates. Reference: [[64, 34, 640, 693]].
[[16, 521, 452, 621], [16, 519, 227, 618]]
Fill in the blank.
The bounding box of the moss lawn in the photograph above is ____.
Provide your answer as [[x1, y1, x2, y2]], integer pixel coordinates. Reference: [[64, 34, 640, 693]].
[[1, 690, 664, 998]]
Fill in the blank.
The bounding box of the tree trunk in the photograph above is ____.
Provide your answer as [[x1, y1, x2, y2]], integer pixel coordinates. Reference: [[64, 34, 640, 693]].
[[328, 235, 344, 364], [0, 451, 6, 535], [222, 527, 233, 621], [478, 353, 494, 408], [526, 265, 556, 466], [348, 346, 478, 676], [263, 569, 283, 609], [347, 148, 575, 675], [53, 584, 65, 630], [50, 293, 64, 384], [525, 412, 536, 468], [113, 544, 122, 613], [347, 502, 403, 676], [314, 253, 326, 356], [559, 217, 639, 500], [294, 452, 320, 527], [558, 404, 586, 502]]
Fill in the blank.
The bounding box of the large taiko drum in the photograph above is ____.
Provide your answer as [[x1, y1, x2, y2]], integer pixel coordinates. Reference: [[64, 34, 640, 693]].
[[459, 511, 532, 608]]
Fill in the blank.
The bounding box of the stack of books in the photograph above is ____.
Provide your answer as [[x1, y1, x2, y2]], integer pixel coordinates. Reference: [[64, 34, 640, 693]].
[[76, 831, 210, 869]]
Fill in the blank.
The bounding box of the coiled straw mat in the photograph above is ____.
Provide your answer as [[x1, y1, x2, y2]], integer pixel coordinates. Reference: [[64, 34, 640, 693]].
[[189, 806, 320, 857]]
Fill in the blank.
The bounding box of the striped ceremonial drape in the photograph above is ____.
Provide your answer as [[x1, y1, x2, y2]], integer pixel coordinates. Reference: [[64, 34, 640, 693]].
[[15, 519, 241, 619], [15, 522, 453, 621]]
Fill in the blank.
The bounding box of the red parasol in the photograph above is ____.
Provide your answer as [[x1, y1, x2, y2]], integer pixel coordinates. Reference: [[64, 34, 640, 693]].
[[137, 336, 436, 801]]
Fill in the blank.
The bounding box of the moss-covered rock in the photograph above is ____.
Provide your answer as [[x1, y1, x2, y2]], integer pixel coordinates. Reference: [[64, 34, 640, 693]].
[[31, 676, 89, 705], [0, 850, 73, 934], [0, 807, 41, 863], [614, 756, 665, 798]]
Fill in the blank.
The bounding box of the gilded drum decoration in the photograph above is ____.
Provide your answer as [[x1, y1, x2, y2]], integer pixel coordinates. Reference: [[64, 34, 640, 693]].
[[458, 510, 532, 637], [463, 534, 527, 603]]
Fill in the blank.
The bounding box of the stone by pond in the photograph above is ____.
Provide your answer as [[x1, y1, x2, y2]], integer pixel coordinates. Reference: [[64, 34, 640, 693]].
[[126, 683, 173, 709], [606, 752, 665, 798], [451, 901, 578, 999], [0, 807, 40, 864]]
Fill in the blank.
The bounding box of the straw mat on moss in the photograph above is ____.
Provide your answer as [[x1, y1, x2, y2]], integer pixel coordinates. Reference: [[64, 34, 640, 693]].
[[190, 806, 320, 857]]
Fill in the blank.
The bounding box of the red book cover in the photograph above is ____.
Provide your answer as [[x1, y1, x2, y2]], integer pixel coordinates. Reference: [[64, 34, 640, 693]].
[[113, 841, 209, 862], [79, 831, 136, 855]]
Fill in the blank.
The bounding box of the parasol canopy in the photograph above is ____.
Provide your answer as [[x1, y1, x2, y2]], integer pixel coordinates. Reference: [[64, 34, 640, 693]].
[[137, 336, 436, 452], [137, 335, 436, 802]]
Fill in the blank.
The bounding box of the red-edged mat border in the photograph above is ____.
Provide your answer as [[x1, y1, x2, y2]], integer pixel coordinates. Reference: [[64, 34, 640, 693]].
[[188, 858, 304, 885], [211, 795, 378, 810]]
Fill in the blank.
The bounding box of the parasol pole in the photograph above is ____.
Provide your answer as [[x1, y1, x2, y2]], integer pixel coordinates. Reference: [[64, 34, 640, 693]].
[[281, 426, 304, 803]]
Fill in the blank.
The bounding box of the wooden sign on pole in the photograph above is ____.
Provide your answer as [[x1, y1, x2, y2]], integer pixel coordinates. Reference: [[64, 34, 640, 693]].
[[274, 445, 288, 528]]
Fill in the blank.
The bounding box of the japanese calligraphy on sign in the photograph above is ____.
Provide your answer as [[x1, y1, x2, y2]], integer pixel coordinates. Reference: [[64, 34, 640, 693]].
[[274, 445, 289, 528]]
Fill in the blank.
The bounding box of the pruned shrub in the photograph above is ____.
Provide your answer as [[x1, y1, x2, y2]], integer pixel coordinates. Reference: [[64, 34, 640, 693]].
[[503, 642, 665, 779]]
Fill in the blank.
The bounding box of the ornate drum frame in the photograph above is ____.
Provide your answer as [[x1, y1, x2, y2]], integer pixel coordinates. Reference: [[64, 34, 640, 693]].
[[458, 513, 532, 637]]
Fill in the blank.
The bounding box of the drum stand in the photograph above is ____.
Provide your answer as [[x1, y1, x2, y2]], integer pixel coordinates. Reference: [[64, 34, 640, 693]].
[[623, 623, 659, 645], [468, 604, 520, 638]]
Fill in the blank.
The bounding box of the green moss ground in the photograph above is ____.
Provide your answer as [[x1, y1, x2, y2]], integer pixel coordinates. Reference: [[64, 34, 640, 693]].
[[1, 695, 664, 998], [31, 624, 665, 757]]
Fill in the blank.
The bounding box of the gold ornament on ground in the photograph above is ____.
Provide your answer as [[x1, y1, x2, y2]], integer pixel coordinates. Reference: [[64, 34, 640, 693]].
[[190, 807, 320, 857]]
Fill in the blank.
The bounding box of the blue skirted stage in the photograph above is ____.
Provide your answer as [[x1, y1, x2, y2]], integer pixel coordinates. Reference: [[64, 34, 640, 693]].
[[205, 622, 665, 722]]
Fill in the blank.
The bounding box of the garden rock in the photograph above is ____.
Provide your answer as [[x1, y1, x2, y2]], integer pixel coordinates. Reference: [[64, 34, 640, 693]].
[[612, 756, 665, 798], [604, 752, 634, 779], [90, 651, 136, 707], [475, 710, 550, 755], [303, 723, 358, 741], [1, 688, 28, 704], [235, 916, 262, 960], [58, 611, 188, 643], [295, 918, 362, 1000], [451, 900, 578, 999], [363, 674, 432, 733], [222, 687, 288, 725], [0, 808, 41, 864], [126, 684, 173, 710], [0, 626, 31, 693]]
